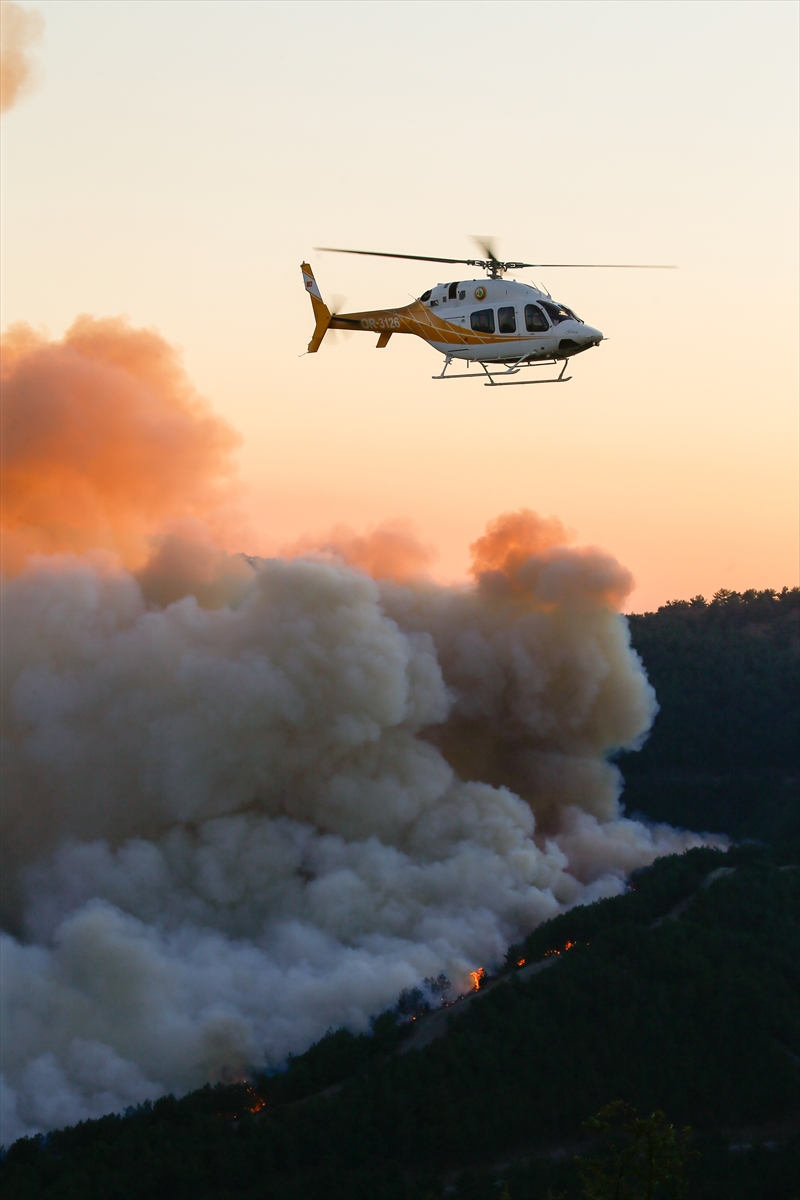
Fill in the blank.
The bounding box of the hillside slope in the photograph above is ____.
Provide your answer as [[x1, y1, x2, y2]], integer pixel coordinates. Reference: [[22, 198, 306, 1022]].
[[4, 588, 798, 1198], [4, 849, 798, 1200], [619, 588, 799, 856]]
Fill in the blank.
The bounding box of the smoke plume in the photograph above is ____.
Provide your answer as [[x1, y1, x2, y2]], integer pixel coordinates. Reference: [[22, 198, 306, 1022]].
[[1, 318, 242, 572], [0, 320, 717, 1146], [0, 1, 43, 115], [283, 518, 437, 583]]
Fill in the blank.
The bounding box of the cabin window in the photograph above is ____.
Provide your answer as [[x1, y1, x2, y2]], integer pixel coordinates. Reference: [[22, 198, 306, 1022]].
[[541, 300, 577, 325], [470, 308, 495, 334], [458, 290, 466, 300], [525, 304, 549, 332], [498, 306, 517, 334], [420, 290, 432, 302], [448, 282, 459, 300]]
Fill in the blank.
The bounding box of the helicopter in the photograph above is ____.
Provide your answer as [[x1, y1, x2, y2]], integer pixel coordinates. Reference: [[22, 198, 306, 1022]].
[[302, 241, 674, 386]]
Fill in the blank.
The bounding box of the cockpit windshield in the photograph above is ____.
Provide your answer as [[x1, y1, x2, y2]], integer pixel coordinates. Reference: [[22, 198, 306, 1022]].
[[541, 300, 580, 324]]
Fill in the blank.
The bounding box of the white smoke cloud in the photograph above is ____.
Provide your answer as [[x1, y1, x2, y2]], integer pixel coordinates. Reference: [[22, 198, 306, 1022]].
[[0, 538, 714, 1146]]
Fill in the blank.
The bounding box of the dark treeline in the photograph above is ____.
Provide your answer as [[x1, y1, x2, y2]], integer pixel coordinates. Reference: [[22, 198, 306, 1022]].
[[3, 850, 798, 1199], [619, 587, 799, 856], [625, 587, 799, 771]]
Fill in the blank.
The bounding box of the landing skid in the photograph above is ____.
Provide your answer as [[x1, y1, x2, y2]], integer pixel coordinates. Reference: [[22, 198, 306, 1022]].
[[432, 355, 572, 386]]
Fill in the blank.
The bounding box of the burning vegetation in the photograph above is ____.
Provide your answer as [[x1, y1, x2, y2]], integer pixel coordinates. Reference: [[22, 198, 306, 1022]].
[[544, 939, 580, 958], [3, 850, 797, 1200]]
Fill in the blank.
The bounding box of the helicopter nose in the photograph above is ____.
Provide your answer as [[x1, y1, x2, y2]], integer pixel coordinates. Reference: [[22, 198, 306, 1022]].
[[584, 326, 603, 346]]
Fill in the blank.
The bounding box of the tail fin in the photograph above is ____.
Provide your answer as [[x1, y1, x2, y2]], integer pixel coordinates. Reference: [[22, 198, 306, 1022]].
[[301, 263, 331, 353]]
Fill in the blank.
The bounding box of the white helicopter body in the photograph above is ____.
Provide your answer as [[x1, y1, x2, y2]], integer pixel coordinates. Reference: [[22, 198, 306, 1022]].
[[302, 244, 671, 386], [414, 276, 603, 363]]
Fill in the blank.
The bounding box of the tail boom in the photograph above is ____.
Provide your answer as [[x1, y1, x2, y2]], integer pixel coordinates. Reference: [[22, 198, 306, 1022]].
[[301, 262, 547, 354]]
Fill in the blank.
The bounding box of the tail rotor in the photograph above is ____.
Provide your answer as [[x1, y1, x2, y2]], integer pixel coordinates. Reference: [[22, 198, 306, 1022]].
[[326, 294, 353, 345]]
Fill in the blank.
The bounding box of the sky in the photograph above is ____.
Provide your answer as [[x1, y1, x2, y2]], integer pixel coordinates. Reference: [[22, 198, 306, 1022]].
[[1, 0, 798, 611]]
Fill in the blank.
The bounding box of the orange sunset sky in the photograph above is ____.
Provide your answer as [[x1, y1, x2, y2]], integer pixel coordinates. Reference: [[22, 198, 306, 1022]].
[[1, 0, 798, 611]]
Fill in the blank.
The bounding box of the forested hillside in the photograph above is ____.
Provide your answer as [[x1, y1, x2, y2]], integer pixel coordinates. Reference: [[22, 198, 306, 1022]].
[[2, 587, 798, 1199], [620, 587, 799, 855], [627, 587, 798, 771], [3, 851, 798, 1199]]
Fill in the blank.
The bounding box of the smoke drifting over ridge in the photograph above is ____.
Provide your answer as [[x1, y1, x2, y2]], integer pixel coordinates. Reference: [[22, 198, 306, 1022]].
[[1, 320, 714, 1146]]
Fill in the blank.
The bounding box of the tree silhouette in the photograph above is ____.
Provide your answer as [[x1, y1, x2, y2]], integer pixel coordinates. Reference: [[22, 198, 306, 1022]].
[[576, 1102, 695, 1200]]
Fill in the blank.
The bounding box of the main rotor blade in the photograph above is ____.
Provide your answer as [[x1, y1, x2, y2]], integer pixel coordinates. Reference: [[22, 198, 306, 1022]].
[[314, 247, 676, 270], [472, 236, 500, 265], [314, 247, 478, 267], [512, 263, 677, 269]]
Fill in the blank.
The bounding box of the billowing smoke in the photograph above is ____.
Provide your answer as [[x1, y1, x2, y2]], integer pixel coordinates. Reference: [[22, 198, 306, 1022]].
[[1, 318, 242, 572], [0, 320, 715, 1147], [0, 1, 43, 115], [283, 519, 437, 584]]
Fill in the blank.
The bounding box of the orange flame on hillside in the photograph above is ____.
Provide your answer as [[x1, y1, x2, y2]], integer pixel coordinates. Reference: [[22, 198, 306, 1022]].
[[245, 1086, 265, 1114], [544, 940, 577, 958], [469, 968, 487, 991]]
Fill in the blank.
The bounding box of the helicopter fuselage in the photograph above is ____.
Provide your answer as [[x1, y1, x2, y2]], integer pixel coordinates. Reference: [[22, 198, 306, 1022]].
[[406, 277, 602, 363], [302, 265, 602, 366]]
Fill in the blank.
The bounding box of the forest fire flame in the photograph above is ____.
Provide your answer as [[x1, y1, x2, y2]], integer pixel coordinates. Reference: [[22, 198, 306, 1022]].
[[544, 941, 577, 958], [469, 968, 487, 991]]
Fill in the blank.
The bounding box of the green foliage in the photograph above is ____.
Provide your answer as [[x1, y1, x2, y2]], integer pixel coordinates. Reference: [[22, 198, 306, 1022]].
[[516, 844, 729, 965], [453, 1137, 800, 1200], [576, 1102, 694, 1199], [250, 1009, 406, 1108], [622, 587, 799, 773], [620, 771, 799, 861], [617, 586, 799, 858]]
